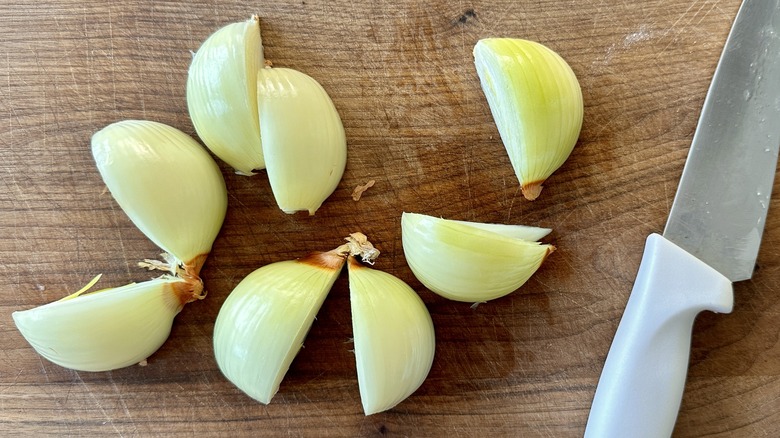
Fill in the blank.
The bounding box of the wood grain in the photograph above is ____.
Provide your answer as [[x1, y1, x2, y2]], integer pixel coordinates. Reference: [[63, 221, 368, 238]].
[[2, 0, 778, 436]]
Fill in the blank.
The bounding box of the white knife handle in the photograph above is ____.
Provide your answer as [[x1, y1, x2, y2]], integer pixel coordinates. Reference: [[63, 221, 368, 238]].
[[584, 233, 733, 438]]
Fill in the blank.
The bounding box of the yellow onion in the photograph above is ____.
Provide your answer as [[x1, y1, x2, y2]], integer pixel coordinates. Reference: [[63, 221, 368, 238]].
[[402, 212, 554, 302], [474, 38, 583, 200], [348, 257, 435, 415], [13, 276, 194, 372], [213, 234, 378, 403], [92, 120, 227, 278], [187, 16, 265, 174]]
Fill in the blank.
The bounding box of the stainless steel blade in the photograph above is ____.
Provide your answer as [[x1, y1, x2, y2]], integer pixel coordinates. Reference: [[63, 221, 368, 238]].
[[664, 0, 780, 281]]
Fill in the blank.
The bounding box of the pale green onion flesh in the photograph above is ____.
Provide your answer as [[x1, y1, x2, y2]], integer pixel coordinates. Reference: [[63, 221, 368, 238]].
[[348, 257, 435, 415], [213, 251, 345, 403], [474, 38, 583, 200], [401, 212, 554, 302], [187, 16, 266, 174], [91, 120, 228, 270], [13, 277, 185, 372]]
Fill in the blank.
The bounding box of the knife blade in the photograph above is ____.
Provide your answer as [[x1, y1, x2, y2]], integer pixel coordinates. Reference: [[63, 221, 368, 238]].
[[584, 1, 780, 437]]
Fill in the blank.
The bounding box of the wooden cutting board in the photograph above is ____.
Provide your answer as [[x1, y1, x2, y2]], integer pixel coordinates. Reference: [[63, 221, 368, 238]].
[[2, 0, 778, 436]]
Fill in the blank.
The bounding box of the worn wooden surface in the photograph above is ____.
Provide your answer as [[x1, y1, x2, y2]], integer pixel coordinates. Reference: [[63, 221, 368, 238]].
[[2, 0, 779, 436]]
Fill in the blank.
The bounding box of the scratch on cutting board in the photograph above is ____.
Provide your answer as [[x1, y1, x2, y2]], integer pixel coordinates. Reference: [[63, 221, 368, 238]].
[[5, 172, 27, 290], [623, 25, 653, 47], [37, 356, 52, 384], [463, 156, 473, 211], [709, 2, 735, 21], [0, 369, 24, 397], [34, 45, 48, 154], [505, 185, 522, 222], [653, 0, 719, 63], [107, 201, 133, 278], [555, 182, 595, 228], [664, 1, 715, 38], [553, 256, 603, 318], [108, 373, 135, 430], [600, 24, 656, 65], [81, 7, 94, 126], [402, 147, 424, 177], [226, 191, 269, 230], [132, 17, 147, 119], [458, 0, 470, 112], [596, 0, 727, 68], [6, 53, 23, 130], [661, 0, 701, 40], [480, 2, 514, 37], [108, 7, 120, 118], [664, 180, 671, 215], [74, 372, 124, 436]]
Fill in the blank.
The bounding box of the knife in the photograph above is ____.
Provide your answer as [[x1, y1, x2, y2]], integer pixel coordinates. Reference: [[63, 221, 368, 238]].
[[584, 1, 780, 437]]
